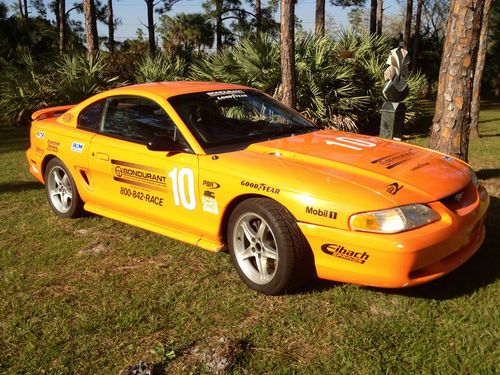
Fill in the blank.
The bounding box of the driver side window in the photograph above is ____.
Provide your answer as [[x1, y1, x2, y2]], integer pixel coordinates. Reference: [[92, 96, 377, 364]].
[[101, 96, 186, 145]]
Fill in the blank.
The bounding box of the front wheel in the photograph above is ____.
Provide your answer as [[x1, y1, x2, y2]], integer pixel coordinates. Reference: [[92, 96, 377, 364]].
[[44, 158, 83, 218], [228, 198, 312, 295]]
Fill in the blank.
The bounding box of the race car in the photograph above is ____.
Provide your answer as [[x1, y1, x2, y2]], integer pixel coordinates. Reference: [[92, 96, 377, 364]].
[[26, 82, 489, 295]]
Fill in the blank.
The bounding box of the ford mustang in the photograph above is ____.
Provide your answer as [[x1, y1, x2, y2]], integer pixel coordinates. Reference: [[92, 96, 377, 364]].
[[26, 82, 489, 294]]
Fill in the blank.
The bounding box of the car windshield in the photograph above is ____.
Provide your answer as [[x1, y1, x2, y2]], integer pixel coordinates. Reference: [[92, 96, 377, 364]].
[[168, 89, 318, 152]]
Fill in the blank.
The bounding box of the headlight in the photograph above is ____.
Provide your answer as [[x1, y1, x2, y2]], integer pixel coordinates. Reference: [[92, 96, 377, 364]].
[[470, 169, 479, 187], [349, 204, 440, 234]]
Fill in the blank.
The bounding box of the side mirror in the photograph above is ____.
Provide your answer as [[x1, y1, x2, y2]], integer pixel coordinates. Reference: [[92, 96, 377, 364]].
[[147, 135, 186, 152]]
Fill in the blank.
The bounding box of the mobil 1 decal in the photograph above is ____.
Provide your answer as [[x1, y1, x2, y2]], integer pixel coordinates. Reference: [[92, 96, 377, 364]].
[[112, 160, 167, 192]]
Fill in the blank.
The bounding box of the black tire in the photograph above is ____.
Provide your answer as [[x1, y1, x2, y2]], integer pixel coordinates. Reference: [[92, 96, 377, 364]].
[[228, 198, 313, 295], [44, 158, 84, 218]]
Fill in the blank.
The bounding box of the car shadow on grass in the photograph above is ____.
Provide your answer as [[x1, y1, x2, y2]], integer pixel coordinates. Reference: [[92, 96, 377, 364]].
[[477, 169, 500, 180], [300, 196, 500, 300], [0, 181, 43, 194]]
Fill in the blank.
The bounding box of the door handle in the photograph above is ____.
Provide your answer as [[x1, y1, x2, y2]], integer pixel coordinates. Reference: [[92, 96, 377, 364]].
[[95, 152, 109, 161]]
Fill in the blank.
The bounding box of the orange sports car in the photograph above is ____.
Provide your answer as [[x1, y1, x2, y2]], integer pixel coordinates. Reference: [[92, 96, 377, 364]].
[[26, 82, 489, 294]]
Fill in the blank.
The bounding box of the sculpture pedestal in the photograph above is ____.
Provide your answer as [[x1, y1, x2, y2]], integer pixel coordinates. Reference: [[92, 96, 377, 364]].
[[379, 101, 406, 140]]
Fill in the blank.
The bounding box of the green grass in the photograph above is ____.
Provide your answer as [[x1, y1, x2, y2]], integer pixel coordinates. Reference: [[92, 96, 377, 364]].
[[1, 103, 499, 374]]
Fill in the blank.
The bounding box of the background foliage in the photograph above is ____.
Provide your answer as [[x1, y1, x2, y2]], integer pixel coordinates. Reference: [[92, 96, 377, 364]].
[[0, 30, 425, 132]]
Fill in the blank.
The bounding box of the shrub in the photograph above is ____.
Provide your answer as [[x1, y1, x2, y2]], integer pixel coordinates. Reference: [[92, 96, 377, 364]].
[[55, 51, 120, 103], [0, 50, 56, 125], [190, 31, 427, 132], [133, 54, 189, 83]]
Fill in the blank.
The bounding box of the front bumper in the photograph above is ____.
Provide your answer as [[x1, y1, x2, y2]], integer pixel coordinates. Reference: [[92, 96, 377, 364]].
[[299, 185, 490, 288]]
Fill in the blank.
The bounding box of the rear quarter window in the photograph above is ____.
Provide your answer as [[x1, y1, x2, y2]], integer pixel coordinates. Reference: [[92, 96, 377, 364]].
[[77, 100, 105, 132]]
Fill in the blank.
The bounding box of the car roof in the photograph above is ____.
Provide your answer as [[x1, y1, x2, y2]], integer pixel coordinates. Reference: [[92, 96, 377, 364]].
[[104, 81, 251, 99]]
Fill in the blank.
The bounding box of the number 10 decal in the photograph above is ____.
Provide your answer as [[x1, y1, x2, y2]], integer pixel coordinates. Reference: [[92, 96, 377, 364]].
[[168, 167, 196, 210]]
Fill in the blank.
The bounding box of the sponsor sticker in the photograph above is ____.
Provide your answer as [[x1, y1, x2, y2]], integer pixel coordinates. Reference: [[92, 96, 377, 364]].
[[202, 190, 218, 214], [386, 182, 403, 195], [371, 151, 416, 169], [206, 90, 247, 101], [321, 243, 370, 264], [410, 162, 430, 172], [305, 206, 337, 220], [241, 180, 280, 195], [71, 142, 84, 153], [112, 160, 167, 192], [35, 131, 45, 139], [203, 180, 221, 189], [119, 186, 164, 206], [62, 113, 73, 122], [47, 140, 60, 152]]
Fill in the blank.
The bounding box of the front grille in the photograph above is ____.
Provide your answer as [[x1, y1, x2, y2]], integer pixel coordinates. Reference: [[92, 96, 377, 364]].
[[439, 182, 475, 213]]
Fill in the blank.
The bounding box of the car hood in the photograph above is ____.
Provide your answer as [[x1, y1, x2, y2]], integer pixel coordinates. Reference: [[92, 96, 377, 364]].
[[244, 130, 471, 204]]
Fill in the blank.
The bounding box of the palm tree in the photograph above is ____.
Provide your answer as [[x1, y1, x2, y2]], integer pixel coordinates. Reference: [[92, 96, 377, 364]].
[[159, 13, 214, 55]]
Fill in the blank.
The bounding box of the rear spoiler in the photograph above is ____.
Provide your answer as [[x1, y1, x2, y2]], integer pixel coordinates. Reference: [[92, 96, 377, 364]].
[[31, 105, 75, 121]]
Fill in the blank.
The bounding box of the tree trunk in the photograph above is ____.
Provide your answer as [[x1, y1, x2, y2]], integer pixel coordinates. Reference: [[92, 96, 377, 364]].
[[411, 0, 423, 71], [83, 0, 99, 55], [280, 0, 296, 109], [108, 0, 115, 54], [403, 0, 413, 49], [55, 0, 60, 47], [496, 72, 500, 97], [315, 0, 325, 37], [216, 0, 223, 51], [376, 0, 383, 36], [18, 0, 24, 20], [23, 0, 28, 21], [59, 0, 66, 54], [430, 0, 484, 162], [255, 0, 261, 35], [370, 0, 377, 34], [145, 0, 156, 54], [470, 0, 492, 138]]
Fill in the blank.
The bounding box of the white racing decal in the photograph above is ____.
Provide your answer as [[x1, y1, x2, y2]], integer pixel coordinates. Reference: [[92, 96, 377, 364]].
[[35, 131, 45, 139], [31, 164, 40, 175], [202, 190, 219, 215], [325, 137, 377, 151], [206, 90, 247, 101], [168, 167, 196, 210], [71, 142, 84, 153]]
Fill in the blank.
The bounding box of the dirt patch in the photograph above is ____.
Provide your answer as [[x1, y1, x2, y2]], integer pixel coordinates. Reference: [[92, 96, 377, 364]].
[[120, 361, 163, 375], [167, 335, 247, 374], [369, 304, 394, 317], [77, 241, 109, 255], [75, 228, 92, 236]]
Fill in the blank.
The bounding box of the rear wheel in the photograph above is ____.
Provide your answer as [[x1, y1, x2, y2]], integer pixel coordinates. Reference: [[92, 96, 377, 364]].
[[44, 158, 83, 218], [228, 198, 313, 295]]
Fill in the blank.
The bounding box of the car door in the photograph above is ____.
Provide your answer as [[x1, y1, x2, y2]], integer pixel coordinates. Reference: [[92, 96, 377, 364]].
[[88, 95, 202, 236]]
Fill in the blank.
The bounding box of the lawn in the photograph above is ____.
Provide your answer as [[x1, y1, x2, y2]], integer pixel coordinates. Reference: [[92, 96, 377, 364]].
[[1, 102, 499, 374]]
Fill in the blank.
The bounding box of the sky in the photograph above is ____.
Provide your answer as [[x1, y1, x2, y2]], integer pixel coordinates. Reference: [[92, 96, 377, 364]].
[[4, 0, 402, 42]]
